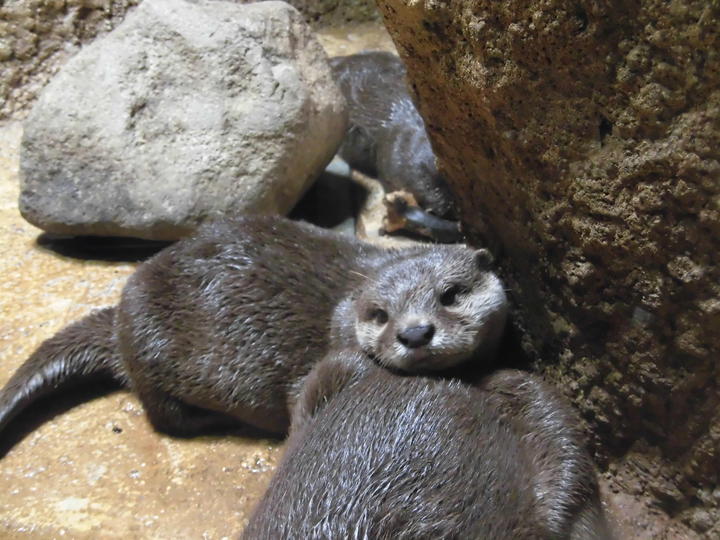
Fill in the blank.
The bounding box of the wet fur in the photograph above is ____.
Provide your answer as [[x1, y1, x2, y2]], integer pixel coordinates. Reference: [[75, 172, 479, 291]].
[[330, 51, 455, 217], [0, 308, 126, 433], [0, 215, 506, 440], [245, 352, 612, 539]]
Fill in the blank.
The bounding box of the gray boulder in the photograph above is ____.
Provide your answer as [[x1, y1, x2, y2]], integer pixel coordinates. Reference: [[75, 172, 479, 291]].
[[19, 0, 347, 240]]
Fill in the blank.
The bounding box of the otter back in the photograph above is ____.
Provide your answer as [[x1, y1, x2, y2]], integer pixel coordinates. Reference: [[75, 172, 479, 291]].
[[244, 353, 612, 539]]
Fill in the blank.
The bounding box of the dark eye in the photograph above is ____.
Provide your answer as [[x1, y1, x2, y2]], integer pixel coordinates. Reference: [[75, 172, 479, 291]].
[[440, 285, 465, 306], [368, 308, 389, 324]]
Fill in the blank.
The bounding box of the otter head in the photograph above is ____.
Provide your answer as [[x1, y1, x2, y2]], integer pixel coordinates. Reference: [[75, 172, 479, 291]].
[[354, 247, 508, 372], [379, 99, 456, 219]]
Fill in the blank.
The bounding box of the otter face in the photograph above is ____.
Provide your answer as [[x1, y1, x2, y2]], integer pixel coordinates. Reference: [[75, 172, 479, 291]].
[[378, 97, 456, 218], [354, 247, 508, 372]]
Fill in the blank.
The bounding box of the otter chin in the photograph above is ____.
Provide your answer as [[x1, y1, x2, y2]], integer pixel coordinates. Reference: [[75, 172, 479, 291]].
[[384, 349, 476, 373]]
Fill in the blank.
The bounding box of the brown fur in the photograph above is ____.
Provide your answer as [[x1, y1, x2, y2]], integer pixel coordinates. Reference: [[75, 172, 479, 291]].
[[0, 215, 506, 442], [245, 351, 612, 539], [330, 51, 455, 218]]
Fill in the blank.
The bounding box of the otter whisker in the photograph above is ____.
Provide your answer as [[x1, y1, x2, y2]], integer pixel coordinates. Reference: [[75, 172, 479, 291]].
[[349, 270, 376, 283]]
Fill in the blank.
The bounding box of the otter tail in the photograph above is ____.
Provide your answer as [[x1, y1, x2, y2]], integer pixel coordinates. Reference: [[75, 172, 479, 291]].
[[0, 307, 127, 435]]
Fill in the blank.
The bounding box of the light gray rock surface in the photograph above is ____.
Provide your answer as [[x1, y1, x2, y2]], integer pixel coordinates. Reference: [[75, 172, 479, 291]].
[[19, 0, 348, 240]]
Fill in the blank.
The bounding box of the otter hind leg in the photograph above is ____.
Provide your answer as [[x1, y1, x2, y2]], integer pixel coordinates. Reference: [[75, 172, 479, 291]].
[[135, 388, 235, 437], [569, 501, 615, 540], [478, 370, 611, 538]]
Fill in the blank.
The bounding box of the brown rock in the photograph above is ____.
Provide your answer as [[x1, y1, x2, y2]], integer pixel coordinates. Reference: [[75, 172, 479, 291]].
[[377, 0, 719, 533]]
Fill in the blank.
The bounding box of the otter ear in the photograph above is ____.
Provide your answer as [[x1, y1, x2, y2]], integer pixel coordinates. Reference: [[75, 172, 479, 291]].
[[473, 248, 494, 269]]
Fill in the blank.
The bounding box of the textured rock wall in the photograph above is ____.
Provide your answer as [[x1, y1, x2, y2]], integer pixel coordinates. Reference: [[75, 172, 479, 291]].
[[0, 0, 379, 121], [285, 0, 379, 24], [0, 0, 141, 121], [377, 0, 719, 534]]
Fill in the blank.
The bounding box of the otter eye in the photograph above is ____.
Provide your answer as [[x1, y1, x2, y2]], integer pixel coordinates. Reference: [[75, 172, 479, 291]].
[[440, 285, 465, 306], [368, 308, 389, 324]]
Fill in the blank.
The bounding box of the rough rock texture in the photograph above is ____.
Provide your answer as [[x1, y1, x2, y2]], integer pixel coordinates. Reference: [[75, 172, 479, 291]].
[[0, 0, 142, 122], [376, 0, 719, 535], [286, 0, 379, 25], [0, 0, 378, 122], [19, 0, 347, 240]]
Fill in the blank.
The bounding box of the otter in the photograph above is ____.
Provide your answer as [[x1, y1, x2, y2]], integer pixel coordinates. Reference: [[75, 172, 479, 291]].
[[0, 215, 507, 441], [244, 351, 612, 539], [329, 51, 455, 219]]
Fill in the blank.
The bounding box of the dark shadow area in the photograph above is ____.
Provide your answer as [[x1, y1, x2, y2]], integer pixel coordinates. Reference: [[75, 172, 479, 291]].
[[168, 416, 283, 444], [599, 115, 613, 145], [0, 381, 282, 458], [36, 233, 172, 263], [495, 317, 534, 370], [380, 227, 436, 244], [290, 169, 369, 231], [459, 317, 535, 386]]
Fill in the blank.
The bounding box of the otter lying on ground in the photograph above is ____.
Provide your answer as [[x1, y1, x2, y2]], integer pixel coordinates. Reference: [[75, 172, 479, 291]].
[[0, 215, 507, 443], [244, 351, 612, 539]]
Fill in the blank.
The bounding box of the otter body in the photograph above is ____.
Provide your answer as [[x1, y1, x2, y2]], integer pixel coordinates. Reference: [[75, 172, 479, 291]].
[[245, 353, 611, 539], [330, 51, 455, 218], [0, 216, 507, 440]]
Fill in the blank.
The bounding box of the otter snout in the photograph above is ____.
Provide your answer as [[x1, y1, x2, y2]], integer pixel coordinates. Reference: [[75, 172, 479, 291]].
[[397, 324, 435, 348]]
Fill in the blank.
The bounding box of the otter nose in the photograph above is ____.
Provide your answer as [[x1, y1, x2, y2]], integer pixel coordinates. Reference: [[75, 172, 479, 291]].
[[397, 325, 435, 349]]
